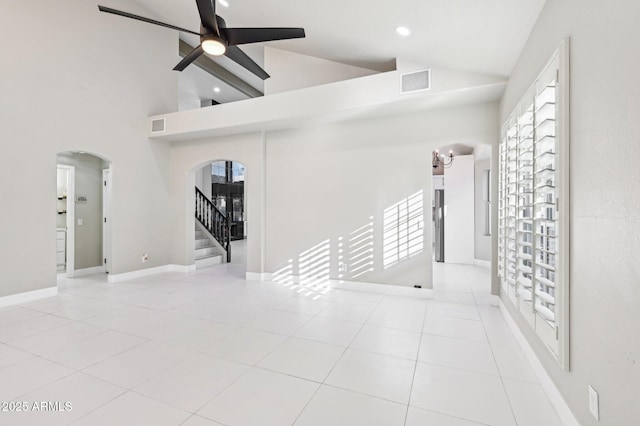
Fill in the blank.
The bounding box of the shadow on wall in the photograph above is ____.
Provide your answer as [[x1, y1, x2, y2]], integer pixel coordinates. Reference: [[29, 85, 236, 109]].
[[272, 190, 425, 296]]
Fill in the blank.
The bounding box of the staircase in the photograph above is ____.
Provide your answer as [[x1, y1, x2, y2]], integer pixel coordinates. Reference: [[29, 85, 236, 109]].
[[194, 225, 223, 268], [195, 187, 231, 269]]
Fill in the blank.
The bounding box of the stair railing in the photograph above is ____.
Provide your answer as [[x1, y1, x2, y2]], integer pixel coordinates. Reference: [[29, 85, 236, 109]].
[[195, 187, 231, 262]]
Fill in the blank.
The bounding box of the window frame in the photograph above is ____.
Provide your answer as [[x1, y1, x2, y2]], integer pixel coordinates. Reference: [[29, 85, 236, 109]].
[[499, 39, 570, 370]]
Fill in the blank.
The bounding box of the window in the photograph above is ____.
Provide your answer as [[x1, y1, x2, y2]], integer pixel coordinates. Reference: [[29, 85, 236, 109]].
[[211, 161, 226, 183], [232, 163, 245, 182], [498, 40, 570, 369]]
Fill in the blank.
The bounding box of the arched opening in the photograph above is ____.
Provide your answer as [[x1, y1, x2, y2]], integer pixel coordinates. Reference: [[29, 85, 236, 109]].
[[192, 159, 248, 273], [431, 143, 492, 297], [56, 151, 112, 282]]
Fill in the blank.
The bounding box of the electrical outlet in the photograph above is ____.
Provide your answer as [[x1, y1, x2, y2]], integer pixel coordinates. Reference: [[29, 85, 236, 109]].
[[339, 262, 348, 272], [142, 254, 149, 263], [588, 385, 599, 421]]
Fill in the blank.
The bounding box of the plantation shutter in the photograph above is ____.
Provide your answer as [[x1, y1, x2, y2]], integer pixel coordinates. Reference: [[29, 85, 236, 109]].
[[498, 41, 569, 368]]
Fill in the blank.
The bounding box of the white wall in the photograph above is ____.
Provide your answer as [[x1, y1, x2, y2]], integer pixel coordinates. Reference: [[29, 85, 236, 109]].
[[265, 104, 498, 288], [0, 0, 177, 297], [266, 106, 494, 286], [474, 158, 491, 262], [264, 47, 378, 95], [499, 1, 640, 424], [443, 155, 475, 264], [265, 122, 433, 287], [169, 133, 266, 274], [168, 103, 498, 287], [195, 164, 213, 200], [266, 104, 496, 288]]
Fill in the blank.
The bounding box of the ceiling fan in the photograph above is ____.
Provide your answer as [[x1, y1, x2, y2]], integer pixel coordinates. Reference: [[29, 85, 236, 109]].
[[98, 0, 305, 79]]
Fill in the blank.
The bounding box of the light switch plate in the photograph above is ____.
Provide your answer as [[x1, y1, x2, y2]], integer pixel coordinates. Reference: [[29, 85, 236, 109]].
[[588, 385, 599, 420], [77, 219, 83, 226]]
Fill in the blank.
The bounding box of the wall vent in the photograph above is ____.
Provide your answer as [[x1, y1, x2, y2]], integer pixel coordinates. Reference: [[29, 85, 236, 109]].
[[151, 118, 166, 133], [400, 69, 431, 94]]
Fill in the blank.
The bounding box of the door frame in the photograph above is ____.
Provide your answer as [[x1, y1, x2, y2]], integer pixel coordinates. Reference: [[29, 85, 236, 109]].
[[57, 164, 75, 277], [102, 168, 111, 274]]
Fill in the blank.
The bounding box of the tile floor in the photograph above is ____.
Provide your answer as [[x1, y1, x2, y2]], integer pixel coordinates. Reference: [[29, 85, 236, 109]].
[[0, 262, 563, 425]]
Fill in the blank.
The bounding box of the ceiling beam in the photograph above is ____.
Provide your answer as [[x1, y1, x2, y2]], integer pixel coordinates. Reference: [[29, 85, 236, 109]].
[[179, 40, 263, 98]]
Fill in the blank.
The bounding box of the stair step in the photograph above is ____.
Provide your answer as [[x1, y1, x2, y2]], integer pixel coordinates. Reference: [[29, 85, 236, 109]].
[[195, 253, 222, 269], [195, 238, 212, 249], [195, 246, 220, 258]]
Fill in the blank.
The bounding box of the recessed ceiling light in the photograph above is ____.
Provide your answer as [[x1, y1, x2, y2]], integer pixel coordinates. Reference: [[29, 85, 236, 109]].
[[213, 87, 221, 93], [396, 26, 411, 37], [218, 0, 229, 7]]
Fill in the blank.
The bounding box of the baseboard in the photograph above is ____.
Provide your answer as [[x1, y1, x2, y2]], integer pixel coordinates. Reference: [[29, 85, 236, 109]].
[[0, 286, 58, 308], [489, 295, 500, 306], [498, 299, 580, 426], [108, 264, 194, 283], [474, 259, 491, 268], [330, 279, 433, 299], [73, 266, 106, 277], [262, 273, 433, 298], [167, 264, 197, 273], [246, 272, 268, 281]]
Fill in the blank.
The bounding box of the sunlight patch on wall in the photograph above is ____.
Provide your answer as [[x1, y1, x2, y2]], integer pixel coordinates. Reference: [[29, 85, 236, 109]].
[[348, 218, 375, 279], [272, 259, 294, 286], [298, 239, 331, 289], [383, 191, 424, 269]]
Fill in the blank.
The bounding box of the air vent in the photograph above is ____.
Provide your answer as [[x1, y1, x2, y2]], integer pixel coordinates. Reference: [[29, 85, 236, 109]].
[[151, 118, 166, 133], [401, 69, 431, 94]]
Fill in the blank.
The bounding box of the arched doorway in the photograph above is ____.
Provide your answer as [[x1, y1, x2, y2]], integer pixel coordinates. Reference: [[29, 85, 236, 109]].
[[431, 143, 492, 298], [193, 160, 248, 271], [56, 151, 112, 280]]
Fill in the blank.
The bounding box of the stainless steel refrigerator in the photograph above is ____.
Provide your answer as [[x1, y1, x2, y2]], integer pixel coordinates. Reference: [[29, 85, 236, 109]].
[[434, 189, 445, 262]]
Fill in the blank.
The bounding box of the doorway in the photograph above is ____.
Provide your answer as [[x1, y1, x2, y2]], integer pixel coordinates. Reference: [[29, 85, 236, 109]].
[[56, 165, 75, 276], [56, 151, 112, 279], [431, 143, 493, 299], [193, 160, 248, 271]]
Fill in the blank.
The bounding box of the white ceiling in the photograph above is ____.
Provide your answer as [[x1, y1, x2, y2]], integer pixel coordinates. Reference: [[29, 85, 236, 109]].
[[132, 0, 547, 105]]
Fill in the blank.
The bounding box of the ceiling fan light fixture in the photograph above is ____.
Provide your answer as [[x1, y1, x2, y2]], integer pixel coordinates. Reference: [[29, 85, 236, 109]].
[[202, 37, 227, 56]]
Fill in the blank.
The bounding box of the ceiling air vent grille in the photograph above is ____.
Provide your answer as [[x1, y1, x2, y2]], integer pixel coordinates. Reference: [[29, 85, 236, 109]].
[[151, 118, 166, 133], [401, 69, 431, 94]]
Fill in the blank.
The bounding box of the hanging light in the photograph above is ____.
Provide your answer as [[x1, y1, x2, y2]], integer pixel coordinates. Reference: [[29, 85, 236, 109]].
[[433, 150, 454, 169]]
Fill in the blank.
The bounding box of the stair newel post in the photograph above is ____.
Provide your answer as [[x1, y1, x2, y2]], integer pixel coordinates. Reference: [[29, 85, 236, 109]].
[[226, 212, 232, 263]]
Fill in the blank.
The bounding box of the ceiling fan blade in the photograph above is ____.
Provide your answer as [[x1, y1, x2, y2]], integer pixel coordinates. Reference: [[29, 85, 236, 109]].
[[173, 45, 205, 71], [224, 46, 270, 80], [222, 28, 306, 46], [98, 5, 202, 36], [195, 0, 219, 34]]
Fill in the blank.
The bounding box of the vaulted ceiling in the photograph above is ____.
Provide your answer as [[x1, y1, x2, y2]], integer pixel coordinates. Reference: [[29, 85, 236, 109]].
[[129, 0, 547, 106]]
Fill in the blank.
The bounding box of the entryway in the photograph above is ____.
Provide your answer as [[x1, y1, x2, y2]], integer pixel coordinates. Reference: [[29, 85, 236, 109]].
[[193, 160, 248, 270], [431, 143, 492, 295], [56, 151, 112, 280]]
